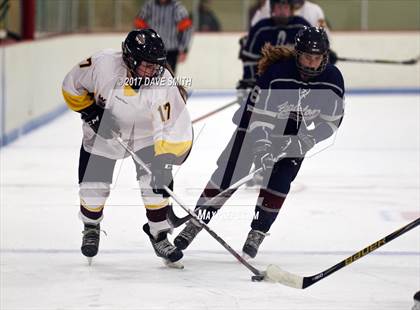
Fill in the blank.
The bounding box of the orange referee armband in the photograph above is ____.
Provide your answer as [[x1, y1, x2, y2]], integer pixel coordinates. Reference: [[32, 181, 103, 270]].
[[177, 18, 192, 32], [134, 17, 149, 29]]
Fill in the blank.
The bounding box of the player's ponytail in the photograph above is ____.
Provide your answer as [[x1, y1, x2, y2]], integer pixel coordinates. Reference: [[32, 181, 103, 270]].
[[165, 63, 188, 103], [257, 43, 294, 75]]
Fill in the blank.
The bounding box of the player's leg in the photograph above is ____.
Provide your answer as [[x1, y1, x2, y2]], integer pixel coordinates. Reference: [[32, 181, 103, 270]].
[[174, 129, 254, 250], [78, 145, 116, 258], [134, 146, 183, 263], [242, 157, 304, 258]]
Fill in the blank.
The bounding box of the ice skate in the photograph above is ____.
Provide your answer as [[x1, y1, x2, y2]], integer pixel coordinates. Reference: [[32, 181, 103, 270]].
[[174, 220, 203, 250], [143, 224, 184, 269], [242, 229, 268, 259], [81, 223, 101, 265]]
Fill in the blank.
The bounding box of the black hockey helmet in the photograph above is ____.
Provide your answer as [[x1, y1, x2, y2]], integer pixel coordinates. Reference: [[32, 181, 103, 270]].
[[270, 0, 290, 9], [270, 0, 292, 12], [294, 26, 330, 77], [122, 29, 167, 78]]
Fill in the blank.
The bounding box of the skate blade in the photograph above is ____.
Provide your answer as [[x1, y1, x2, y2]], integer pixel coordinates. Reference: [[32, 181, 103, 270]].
[[87, 257, 93, 266], [241, 252, 253, 261], [163, 259, 184, 269]]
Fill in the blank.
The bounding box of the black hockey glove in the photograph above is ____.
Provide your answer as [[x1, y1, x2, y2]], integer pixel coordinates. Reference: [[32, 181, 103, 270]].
[[285, 134, 317, 158], [80, 104, 119, 139], [329, 49, 338, 65], [253, 140, 276, 171], [236, 79, 256, 105], [150, 155, 174, 196]]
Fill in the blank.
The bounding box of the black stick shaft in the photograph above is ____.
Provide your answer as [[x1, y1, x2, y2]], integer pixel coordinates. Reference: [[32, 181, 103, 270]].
[[165, 190, 263, 276], [337, 56, 419, 65], [302, 217, 420, 288], [192, 99, 237, 124], [116, 136, 263, 277]]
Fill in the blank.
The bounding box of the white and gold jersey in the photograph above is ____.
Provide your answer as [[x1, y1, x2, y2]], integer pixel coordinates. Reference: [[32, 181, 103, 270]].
[[62, 49, 192, 160]]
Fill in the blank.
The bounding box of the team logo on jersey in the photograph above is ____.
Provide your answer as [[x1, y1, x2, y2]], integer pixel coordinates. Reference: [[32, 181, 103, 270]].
[[298, 88, 311, 101], [276, 88, 319, 121], [136, 34, 146, 45], [276, 101, 320, 120]]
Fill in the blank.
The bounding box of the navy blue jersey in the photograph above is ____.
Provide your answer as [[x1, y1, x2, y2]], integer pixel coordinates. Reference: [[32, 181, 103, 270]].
[[233, 57, 345, 149], [241, 16, 311, 80]]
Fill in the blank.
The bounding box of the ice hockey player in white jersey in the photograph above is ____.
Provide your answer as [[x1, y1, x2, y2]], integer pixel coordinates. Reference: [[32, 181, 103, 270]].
[[62, 29, 193, 266]]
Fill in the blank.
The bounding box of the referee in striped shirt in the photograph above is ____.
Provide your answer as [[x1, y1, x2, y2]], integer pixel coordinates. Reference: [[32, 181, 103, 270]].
[[134, 0, 193, 72]]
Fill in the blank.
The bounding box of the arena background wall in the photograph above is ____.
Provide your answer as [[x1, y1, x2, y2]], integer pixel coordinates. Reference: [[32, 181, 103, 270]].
[[0, 32, 419, 146]]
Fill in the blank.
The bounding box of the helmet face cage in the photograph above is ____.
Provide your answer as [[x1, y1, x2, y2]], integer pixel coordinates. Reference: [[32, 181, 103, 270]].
[[295, 50, 329, 77], [122, 29, 166, 80], [294, 27, 330, 77]]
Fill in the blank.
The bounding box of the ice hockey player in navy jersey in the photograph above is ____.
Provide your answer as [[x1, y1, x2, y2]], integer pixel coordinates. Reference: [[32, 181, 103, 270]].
[[237, 0, 311, 95], [174, 27, 345, 259]]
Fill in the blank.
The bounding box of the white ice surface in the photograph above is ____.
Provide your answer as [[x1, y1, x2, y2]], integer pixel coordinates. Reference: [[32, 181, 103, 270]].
[[1, 94, 419, 310]]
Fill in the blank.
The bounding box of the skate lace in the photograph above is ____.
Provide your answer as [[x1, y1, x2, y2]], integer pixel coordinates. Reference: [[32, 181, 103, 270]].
[[154, 238, 176, 256], [82, 227, 107, 245], [179, 223, 202, 242], [246, 230, 268, 248]]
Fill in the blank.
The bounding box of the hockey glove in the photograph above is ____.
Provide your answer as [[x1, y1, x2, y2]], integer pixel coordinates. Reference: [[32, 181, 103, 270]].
[[285, 134, 317, 158], [150, 155, 174, 196], [253, 140, 276, 171], [236, 79, 256, 105], [80, 104, 119, 139]]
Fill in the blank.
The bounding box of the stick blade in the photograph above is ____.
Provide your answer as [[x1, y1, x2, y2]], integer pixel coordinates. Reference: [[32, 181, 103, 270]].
[[264, 264, 304, 288], [402, 58, 418, 65]]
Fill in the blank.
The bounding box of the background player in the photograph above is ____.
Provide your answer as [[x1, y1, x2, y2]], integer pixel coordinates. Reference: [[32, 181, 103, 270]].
[[62, 29, 193, 267], [174, 27, 345, 259], [238, 0, 310, 92], [251, 0, 328, 29], [248, 0, 337, 65], [291, 0, 329, 31]]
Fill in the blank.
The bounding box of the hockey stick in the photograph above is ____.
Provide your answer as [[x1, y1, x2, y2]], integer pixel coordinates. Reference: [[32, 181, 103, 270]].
[[115, 135, 420, 286], [167, 167, 264, 227], [115, 135, 266, 278], [337, 55, 420, 65], [256, 217, 420, 288], [192, 99, 238, 124], [169, 153, 287, 228]]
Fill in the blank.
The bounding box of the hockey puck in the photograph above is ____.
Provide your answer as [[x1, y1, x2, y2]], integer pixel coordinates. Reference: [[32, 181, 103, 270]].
[[251, 275, 265, 282]]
